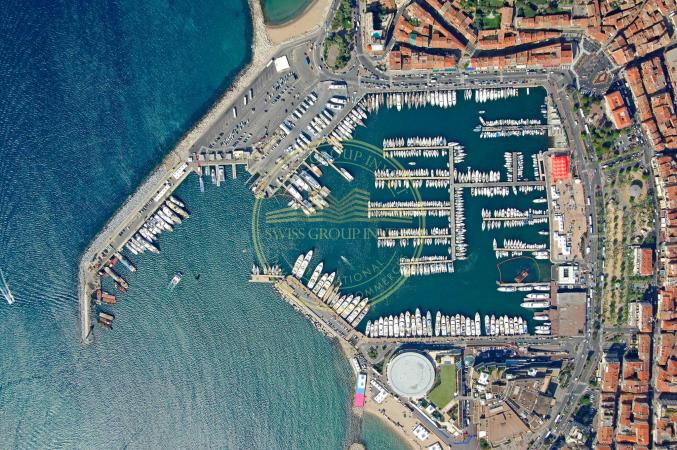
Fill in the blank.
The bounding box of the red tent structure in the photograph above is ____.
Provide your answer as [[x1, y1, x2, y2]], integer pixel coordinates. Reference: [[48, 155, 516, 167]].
[[551, 155, 569, 181]]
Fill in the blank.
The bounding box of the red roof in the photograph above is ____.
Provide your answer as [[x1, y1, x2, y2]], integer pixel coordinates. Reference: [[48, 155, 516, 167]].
[[639, 248, 653, 276], [551, 155, 570, 181]]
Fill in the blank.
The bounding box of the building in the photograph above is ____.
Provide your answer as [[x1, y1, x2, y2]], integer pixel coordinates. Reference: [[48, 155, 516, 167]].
[[604, 91, 633, 129], [557, 265, 578, 285], [477, 401, 530, 447], [601, 351, 621, 393], [632, 302, 654, 333], [413, 424, 431, 441], [387, 352, 436, 399], [633, 247, 654, 276]]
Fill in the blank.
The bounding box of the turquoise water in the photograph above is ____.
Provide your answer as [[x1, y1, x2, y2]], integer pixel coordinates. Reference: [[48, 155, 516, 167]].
[[261, 0, 314, 25], [362, 414, 411, 450], [0, 0, 354, 447], [255, 89, 550, 332]]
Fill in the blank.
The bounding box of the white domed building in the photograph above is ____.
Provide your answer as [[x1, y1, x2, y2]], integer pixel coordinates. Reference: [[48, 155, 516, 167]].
[[386, 351, 435, 399]]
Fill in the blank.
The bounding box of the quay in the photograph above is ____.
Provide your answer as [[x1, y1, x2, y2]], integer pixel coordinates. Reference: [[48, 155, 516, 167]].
[[274, 276, 358, 358], [78, 153, 196, 342], [187, 150, 250, 178], [272, 274, 568, 349], [250, 273, 284, 283], [357, 334, 576, 347], [497, 281, 552, 287]]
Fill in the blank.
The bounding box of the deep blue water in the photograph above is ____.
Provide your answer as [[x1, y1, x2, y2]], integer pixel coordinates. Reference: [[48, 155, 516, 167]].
[[0, 1, 355, 447]]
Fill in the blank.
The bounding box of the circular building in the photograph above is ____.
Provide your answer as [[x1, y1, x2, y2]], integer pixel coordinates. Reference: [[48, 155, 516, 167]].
[[386, 352, 435, 399]]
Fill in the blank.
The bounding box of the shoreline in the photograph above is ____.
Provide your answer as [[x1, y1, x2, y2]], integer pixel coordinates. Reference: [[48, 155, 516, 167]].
[[264, 0, 318, 28], [266, 0, 333, 44], [363, 410, 417, 450]]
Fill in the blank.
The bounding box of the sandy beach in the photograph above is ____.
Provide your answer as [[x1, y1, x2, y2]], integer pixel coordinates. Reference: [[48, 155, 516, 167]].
[[266, 0, 333, 44], [363, 384, 441, 449]]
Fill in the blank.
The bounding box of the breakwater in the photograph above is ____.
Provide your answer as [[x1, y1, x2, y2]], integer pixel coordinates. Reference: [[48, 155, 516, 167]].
[[78, 0, 276, 343]]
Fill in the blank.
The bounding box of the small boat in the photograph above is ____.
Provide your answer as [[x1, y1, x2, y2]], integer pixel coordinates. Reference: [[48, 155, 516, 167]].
[[306, 263, 324, 290], [170, 272, 183, 287], [514, 269, 529, 283], [497, 286, 516, 292]]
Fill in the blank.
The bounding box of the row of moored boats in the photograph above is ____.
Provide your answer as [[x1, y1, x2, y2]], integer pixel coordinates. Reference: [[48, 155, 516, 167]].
[[504, 151, 524, 181], [399, 256, 454, 277], [365, 310, 540, 338], [291, 250, 370, 328], [124, 195, 189, 256], [469, 184, 545, 197], [470, 88, 520, 103]]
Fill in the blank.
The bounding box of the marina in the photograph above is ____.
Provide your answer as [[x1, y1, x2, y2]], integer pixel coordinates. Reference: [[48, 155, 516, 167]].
[[81, 82, 556, 342], [251, 85, 556, 340]]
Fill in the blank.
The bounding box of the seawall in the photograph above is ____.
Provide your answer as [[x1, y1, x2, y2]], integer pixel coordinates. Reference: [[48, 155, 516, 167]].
[[78, 0, 277, 343]]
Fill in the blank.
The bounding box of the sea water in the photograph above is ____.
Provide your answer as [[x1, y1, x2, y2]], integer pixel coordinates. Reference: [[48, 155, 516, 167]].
[[0, 0, 354, 447], [260, 0, 314, 25], [361, 414, 411, 450]]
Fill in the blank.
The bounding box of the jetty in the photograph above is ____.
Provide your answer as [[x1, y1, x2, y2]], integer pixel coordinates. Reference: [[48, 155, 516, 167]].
[[77, 0, 277, 344]]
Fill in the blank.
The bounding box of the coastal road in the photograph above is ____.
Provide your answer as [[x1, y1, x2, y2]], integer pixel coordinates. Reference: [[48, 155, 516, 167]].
[[528, 73, 603, 449]]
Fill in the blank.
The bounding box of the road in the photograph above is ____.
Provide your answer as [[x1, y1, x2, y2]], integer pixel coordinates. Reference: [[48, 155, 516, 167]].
[[527, 73, 604, 449], [80, 3, 609, 445]]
